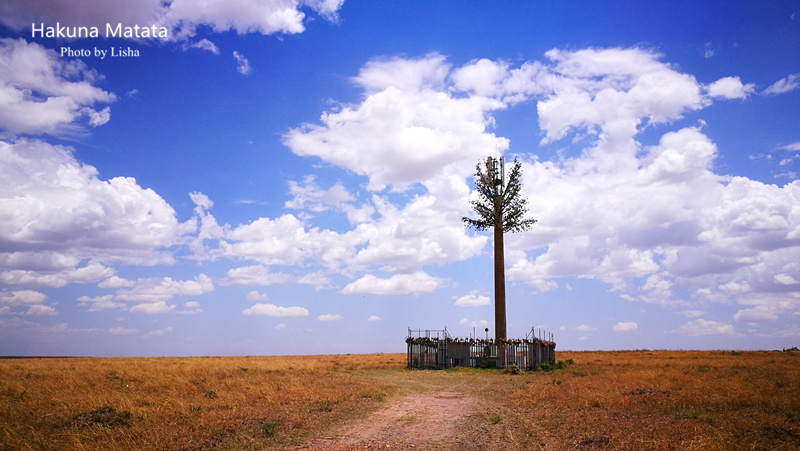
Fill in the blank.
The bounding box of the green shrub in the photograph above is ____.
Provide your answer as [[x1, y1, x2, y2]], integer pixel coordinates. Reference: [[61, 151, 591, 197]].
[[260, 422, 278, 437]]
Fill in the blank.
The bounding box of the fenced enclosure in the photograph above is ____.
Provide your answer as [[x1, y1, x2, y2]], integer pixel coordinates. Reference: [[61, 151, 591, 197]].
[[407, 327, 556, 370]]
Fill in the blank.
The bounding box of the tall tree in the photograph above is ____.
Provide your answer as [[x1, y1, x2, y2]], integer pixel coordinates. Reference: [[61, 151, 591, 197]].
[[462, 157, 537, 351]]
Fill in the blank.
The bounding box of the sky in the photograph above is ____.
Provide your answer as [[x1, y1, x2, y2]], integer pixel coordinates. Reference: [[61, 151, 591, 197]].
[[1, 1, 799, 357]]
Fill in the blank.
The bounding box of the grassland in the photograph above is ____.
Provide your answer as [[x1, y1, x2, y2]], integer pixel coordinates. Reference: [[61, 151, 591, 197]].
[[1, 350, 799, 450]]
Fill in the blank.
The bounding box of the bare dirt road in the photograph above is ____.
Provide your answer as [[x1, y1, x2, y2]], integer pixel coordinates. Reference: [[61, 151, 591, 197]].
[[292, 390, 492, 450]]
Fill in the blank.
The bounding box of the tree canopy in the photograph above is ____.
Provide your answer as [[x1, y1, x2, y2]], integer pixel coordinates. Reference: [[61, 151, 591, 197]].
[[462, 157, 537, 233]]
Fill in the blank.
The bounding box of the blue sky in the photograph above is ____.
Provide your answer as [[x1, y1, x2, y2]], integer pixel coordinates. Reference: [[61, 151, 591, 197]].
[[1, 1, 799, 356]]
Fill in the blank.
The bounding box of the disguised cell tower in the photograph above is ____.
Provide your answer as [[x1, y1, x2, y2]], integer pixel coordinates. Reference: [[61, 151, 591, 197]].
[[462, 156, 537, 349]]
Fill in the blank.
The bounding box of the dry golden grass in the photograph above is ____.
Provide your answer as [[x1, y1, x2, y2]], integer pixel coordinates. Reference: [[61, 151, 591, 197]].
[[0, 354, 404, 450], [1, 350, 799, 450]]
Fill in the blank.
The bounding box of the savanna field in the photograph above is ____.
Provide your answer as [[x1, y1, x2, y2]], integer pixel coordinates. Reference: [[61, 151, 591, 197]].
[[1, 350, 799, 450]]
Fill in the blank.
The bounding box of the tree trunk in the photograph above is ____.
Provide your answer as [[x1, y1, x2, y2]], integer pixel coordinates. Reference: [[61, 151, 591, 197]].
[[494, 195, 506, 367]]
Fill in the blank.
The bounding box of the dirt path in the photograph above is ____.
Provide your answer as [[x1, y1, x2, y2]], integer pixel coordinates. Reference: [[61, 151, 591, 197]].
[[292, 391, 485, 450]]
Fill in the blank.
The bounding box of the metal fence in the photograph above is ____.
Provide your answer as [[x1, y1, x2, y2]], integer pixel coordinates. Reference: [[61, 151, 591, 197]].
[[407, 327, 556, 370]]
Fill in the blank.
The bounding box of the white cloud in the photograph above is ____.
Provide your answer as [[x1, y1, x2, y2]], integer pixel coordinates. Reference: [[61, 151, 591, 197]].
[[453, 291, 491, 307], [733, 307, 779, 323], [246, 290, 269, 302], [367, 315, 381, 321], [0, 290, 47, 305], [317, 313, 342, 321], [276, 48, 800, 324], [341, 271, 446, 295], [224, 215, 329, 266], [108, 326, 139, 336], [143, 327, 173, 338], [678, 310, 705, 318], [535, 47, 707, 144], [0, 139, 185, 277], [762, 73, 800, 95], [0, 39, 116, 136], [130, 301, 175, 314], [0, 261, 114, 288], [576, 324, 597, 332], [225, 265, 291, 286], [706, 76, 755, 99], [0, 0, 344, 40], [275, 323, 287, 329], [242, 303, 309, 317], [285, 176, 354, 212], [233, 50, 251, 75], [285, 53, 508, 192], [115, 274, 214, 304], [612, 322, 638, 332], [98, 276, 135, 289], [191, 38, 220, 54], [459, 318, 489, 328], [24, 304, 57, 316], [673, 319, 734, 336], [775, 273, 799, 285], [777, 142, 800, 152], [77, 294, 125, 312]]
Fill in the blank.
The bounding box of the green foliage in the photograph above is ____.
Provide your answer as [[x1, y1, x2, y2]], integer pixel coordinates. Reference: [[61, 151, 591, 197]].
[[260, 422, 278, 437], [361, 391, 384, 401], [462, 157, 537, 233], [205, 390, 217, 399], [478, 356, 497, 369], [240, 367, 248, 372], [489, 415, 502, 424], [540, 359, 573, 372], [503, 364, 520, 374], [318, 400, 333, 412]]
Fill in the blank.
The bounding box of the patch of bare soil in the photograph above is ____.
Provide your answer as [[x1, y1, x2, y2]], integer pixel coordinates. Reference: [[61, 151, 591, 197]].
[[293, 391, 484, 450]]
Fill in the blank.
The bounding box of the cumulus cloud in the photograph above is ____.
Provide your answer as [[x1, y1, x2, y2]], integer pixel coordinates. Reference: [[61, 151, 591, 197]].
[[706, 76, 755, 99], [22, 304, 56, 316], [0, 0, 344, 40], [113, 275, 213, 311], [612, 322, 638, 332], [0, 39, 116, 136], [367, 315, 381, 321], [246, 290, 269, 302], [285, 176, 354, 212], [762, 73, 800, 95], [453, 291, 491, 307], [242, 303, 309, 317], [280, 46, 800, 321], [77, 294, 126, 312], [0, 289, 57, 315], [0, 139, 185, 280], [108, 326, 138, 336], [317, 313, 342, 321], [673, 319, 734, 336], [130, 301, 175, 314], [340, 271, 445, 295], [459, 318, 489, 328], [225, 265, 291, 286], [285, 53, 508, 192]]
